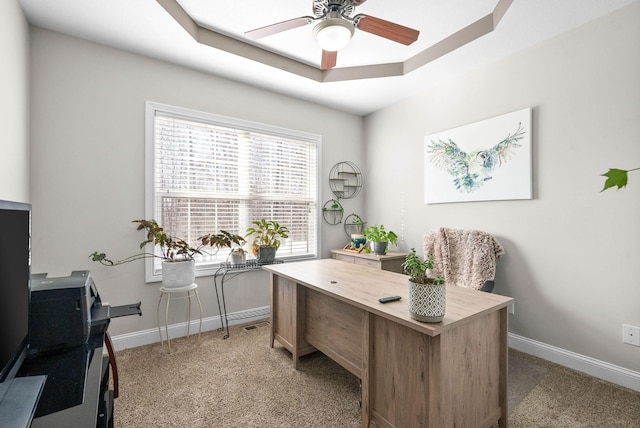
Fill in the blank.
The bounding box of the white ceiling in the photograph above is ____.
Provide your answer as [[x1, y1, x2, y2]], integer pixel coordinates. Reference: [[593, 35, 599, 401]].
[[17, 0, 638, 116]]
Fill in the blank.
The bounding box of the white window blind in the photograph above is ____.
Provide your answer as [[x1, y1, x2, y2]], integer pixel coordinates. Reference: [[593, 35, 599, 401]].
[[145, 102, 319, 282]]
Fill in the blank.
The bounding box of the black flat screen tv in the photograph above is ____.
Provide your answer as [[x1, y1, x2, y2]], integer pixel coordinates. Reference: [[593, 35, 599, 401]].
[[0, 200, 31, 383]]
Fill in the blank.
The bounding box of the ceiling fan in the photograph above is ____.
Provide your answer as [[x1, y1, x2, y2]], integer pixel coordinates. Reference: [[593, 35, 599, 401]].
[[244, 0, 420, 70]]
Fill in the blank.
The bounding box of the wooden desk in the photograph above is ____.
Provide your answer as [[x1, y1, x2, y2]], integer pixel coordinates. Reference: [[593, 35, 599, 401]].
[[330, 249, 407, 274], [263, 259, 513, 428]]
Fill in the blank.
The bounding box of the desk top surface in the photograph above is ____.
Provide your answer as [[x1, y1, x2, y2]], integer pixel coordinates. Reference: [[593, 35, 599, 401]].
[[263, 258, 513, 336]]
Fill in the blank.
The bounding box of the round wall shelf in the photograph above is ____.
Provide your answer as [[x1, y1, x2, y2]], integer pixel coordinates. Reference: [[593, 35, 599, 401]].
[[322, 199, 344, 225], [343, 213, 366, 237], [329, 161, 362, 199]]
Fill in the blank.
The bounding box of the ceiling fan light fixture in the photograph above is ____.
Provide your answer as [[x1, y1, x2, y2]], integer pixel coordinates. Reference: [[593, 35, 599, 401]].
[[313, 18, 355, 52]]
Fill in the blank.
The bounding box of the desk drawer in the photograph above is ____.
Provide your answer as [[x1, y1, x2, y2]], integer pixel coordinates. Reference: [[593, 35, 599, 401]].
[[333, 253, 355, 263], [354, 257, 381, 269]]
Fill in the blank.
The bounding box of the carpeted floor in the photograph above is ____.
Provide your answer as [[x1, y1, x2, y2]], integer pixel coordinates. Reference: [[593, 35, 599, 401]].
[[114, 322, 640, 427]]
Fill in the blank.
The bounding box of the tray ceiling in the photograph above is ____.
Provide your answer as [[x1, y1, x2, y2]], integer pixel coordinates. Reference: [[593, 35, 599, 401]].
[[17, 0, 638, 115]]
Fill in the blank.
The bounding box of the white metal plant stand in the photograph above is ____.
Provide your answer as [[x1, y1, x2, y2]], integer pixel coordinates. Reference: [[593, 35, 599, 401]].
[[156, 283, 202, 353]]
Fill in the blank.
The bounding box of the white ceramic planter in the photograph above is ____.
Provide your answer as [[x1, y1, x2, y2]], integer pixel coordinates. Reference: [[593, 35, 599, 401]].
[[162, 259, 195, 288], [230, 251, 246, 266], [407, 280, 446, 323]]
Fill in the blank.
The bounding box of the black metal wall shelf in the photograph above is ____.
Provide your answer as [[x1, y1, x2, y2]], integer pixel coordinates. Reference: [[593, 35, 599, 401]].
[[329, 161, 362, 199]]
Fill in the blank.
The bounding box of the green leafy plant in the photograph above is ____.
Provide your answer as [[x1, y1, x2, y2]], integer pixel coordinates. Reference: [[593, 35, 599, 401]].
[[352, 215, 364, 225], [363, 224, 398, 245], [402, 248, 444, 285], [601, 167, 640, 191], [199, 230, 246, 252], [245, 219, 289, 256], [89, 219, 245, 266]]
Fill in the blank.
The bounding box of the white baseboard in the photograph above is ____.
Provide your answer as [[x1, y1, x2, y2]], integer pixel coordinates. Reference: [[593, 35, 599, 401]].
[[110, 308, 640, 393], [109, 305, 270, 351], [509, 333, 640, 393]]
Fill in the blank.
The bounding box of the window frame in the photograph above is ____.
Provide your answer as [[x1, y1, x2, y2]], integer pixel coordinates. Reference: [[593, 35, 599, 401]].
[[144, 101, 321, 283]]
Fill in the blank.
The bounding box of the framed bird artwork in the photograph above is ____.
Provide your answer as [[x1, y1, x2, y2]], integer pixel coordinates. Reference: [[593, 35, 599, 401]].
[[424, 108, 532, 204]]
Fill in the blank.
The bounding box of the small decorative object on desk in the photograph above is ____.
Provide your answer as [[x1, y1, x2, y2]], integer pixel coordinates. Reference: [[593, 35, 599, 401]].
[[403, 248, 446, 323], [342, 242, 364, 253]]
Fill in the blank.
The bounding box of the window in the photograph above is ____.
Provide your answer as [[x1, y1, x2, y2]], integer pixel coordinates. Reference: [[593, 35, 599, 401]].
[[145, 102, 320, 282]]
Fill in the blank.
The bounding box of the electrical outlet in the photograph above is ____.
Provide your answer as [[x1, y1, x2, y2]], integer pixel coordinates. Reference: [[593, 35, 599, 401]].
[[508, 303, 515, 315], [622, 324, 640, 346]]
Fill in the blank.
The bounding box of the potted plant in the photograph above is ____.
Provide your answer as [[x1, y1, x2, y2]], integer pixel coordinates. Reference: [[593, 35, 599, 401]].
[[363, 224, 398, 255], [89, 219, 245, 288], [245, 219, 289, 264], [403, 248, 446, 323], [199, 230, 247, 266], [345, 214, 366, 249], [228, 248, 247, 265]]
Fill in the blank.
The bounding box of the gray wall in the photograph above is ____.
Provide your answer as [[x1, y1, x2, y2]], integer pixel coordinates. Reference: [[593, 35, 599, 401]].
[[28, 28, 364, 336], [363, 3, 640, 372], [0, 0, 29, 203]]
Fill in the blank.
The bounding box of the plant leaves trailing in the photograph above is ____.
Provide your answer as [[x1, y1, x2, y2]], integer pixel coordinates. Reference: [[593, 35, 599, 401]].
[[89, 219, 245, 266]]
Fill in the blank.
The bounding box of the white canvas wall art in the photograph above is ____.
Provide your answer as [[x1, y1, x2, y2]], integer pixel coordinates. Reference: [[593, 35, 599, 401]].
[[424, 108, 532, 204]]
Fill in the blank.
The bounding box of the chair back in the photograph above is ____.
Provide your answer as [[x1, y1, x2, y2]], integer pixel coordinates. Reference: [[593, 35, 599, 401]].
[[423, 227, 504, 292]]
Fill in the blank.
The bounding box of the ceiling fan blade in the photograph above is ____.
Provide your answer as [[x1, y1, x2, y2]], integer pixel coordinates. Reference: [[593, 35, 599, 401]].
[[321, 50, 337, 70], [354, 14, 419, 46], [245, 16, 314, 40]]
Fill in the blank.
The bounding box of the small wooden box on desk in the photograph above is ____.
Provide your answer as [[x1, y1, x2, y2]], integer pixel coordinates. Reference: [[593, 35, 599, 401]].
[[331, 249, 407, 274]]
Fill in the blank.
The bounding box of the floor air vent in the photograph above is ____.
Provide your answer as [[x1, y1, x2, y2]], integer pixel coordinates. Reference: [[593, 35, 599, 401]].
[[242, 321, 270, 331]]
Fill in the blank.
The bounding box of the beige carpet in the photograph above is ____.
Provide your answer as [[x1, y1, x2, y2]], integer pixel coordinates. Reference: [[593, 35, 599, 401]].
[[114, 322, 640, 427]]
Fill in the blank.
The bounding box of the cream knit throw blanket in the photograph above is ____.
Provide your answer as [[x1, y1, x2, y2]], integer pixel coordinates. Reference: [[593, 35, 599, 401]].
[[423, 227, 505, 290]]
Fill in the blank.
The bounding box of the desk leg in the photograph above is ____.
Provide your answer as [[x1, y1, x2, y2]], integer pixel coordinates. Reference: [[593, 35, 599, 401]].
[[361, 313, 372, 428], [498, 306, 509, 428], [270, 275, 315, 369], [292, 283, 303, 370], [269, 273, 275, 348]]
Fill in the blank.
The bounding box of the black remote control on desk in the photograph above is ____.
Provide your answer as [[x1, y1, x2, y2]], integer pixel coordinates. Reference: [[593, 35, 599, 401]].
[[379, 296, 401, 303]]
